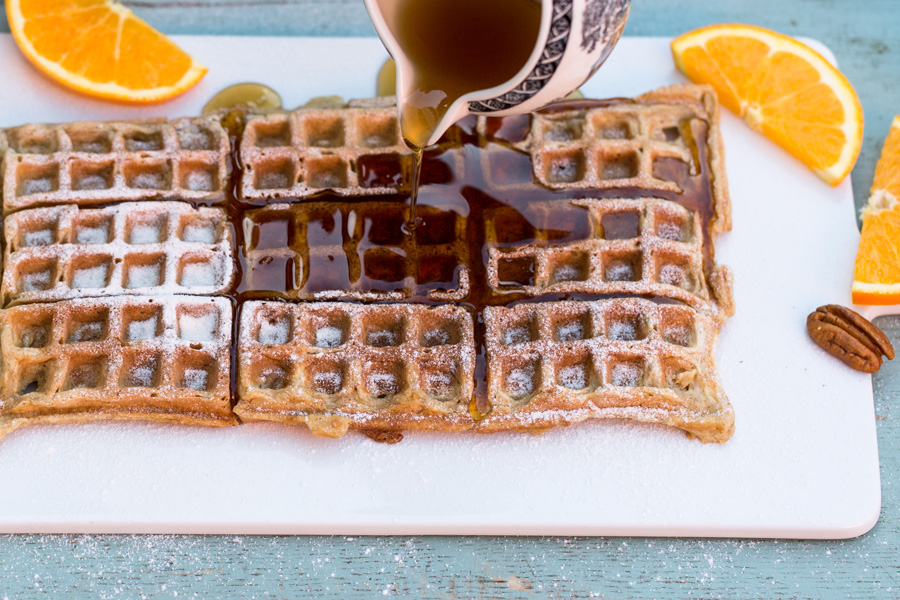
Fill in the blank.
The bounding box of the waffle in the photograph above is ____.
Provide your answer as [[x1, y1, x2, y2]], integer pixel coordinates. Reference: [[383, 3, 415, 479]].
[[2, 201, 234, 306], [484, 197, 734, 320], [1, 115, 230, 213], [478, 85, 731, 236], [241, 202, 469, 301], [0, 295, 235, 440], [239, 97, 465, 200], [234, 301, 476, 438], [479, 299, 733, 443]]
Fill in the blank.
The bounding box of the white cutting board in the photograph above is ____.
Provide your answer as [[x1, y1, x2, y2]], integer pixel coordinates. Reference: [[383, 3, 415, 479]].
[[0, 34, 879, 537]]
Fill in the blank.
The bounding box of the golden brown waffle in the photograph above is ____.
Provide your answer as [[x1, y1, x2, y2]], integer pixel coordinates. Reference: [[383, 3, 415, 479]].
[[0, 295, 235, 440], [478, 85, 731, 234], [1, 115, 230, 213], [2, 201, 234, 306], [234, 301, 476, 438], [478, 299, 733, 443], [239, 97, 465, 200], [242, 202, 469, 301], [484, 197, 734, 320]]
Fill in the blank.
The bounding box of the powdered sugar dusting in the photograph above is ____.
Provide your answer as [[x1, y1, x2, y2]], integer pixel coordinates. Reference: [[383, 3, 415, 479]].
[[504, 325, 533, 346], [126, 263, 162, 288], [75, 225, 109, 244], [128, 365, 156, 388], [128, 317, 158, 342], [24, 229, 53, 246], [611, 362, 642, 387], [312, 371, 343, 394], [182, 222, 217, 243], [553, 262, 583, 283], [72, 264, 109, 289], [316, 326, 343, 348], [557, 320, 585, 342], [130, 223, 162, 244], [506, 363, 537, 399], [659, 263, 686, 287], [559, 363, 588, 390], [657, 221, 685, 241], [608, 321, 636, 341], [181, 367, 209, 391], [22, 269, 51, 291], [180, 260, 219, 287], [604, 260, 635, 282], [259, 317, 290, 345], [184, 170, 215, 192], [367, 372, 399, 397], [180, 311, 219, 342]]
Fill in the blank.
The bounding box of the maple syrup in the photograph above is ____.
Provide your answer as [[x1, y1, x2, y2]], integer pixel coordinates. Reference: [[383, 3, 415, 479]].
[[376, 0, 541, 228], [202, 83, 282, 115]]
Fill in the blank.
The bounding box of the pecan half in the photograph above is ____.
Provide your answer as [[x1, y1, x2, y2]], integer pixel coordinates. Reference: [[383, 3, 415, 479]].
[[807, 305, 895, 373]]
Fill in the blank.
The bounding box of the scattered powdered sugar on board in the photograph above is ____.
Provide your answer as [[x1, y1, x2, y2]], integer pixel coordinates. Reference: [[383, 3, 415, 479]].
[[72, 264, 109, 289]]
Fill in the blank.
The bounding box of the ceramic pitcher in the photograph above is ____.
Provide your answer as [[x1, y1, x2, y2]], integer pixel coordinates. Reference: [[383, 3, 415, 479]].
[[365, 0, 631, 147]]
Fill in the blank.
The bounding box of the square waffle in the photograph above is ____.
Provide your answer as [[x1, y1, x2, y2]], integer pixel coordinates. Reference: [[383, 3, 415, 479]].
[[0, 295, 235, 440], [2, 201, 235, 306], [479, 299, 733, 443], [1, 115, 230, 213], [240, 201, 469, 301], [484, 197, 734, 320], [235, 301, 476, 439], [239, 97, 466, 200]]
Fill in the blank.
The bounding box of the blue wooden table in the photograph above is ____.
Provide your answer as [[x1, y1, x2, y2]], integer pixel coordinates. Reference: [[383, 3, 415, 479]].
[[1, 1, 899, 597]]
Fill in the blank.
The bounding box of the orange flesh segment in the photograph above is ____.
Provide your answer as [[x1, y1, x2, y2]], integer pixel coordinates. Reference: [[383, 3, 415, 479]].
[[852, 118, 900, 304], [672, 24, 863, 186], [7, 0, 206, 102]]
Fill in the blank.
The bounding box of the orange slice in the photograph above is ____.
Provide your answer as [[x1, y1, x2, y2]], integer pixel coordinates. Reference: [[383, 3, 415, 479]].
[[852, 117, 900, 304], [671, 24, 863, 186], [6, 0, 207, 103]]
